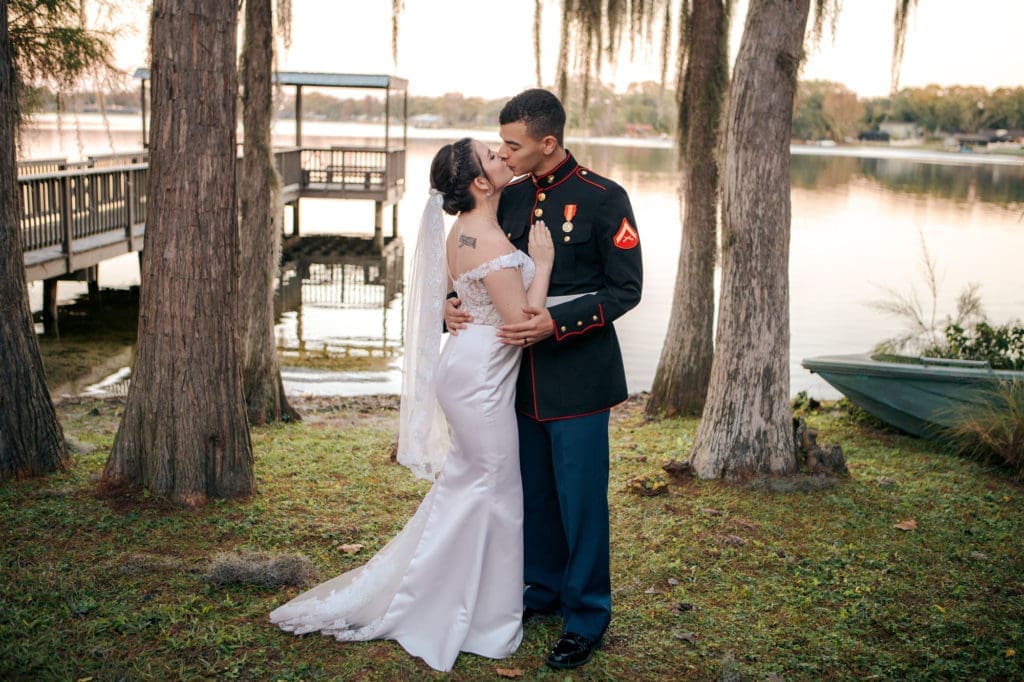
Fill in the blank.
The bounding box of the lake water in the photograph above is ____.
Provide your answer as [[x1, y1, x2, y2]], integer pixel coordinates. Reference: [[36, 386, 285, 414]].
[[21, 114, 1024, 399]]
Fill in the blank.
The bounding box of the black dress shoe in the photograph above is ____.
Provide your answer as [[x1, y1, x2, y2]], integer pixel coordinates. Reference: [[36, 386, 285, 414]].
[[545, 631, 600, 669]]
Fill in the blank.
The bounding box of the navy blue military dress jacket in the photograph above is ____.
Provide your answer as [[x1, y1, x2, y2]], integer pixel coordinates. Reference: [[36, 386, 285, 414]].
[[498, 152, 643, 421]]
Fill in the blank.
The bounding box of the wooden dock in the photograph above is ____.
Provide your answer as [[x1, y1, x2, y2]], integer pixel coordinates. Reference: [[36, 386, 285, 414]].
[[20, 71, 411, 335], [17, 146, 405, 334], [17, 146, 405, 282]]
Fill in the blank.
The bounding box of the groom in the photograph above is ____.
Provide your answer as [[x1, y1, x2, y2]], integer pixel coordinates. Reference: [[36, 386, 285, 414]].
[[447, 88, 643, 669]]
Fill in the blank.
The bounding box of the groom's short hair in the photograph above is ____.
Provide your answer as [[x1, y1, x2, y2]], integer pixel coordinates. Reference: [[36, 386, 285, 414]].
[[499, 89, 565, 147]]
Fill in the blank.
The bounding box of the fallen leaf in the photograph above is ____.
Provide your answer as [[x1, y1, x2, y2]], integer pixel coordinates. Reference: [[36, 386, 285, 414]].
[[671, 602, 695, 614], [701, 508, 722, 516], [893, 520, 918, 531], [971, 551, 989, 560], [644, 585, 656, 594], [495, 668, 523, 678], [720, 534, 746, 546], [675, 631, 698, 643], [1006, 648, 1016, 658], [667, 578, 679, 586], [339, 544, 364, 554]]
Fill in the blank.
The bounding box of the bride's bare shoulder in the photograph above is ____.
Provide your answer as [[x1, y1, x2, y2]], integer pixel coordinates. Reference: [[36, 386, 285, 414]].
[[452, 225, 514, 271]]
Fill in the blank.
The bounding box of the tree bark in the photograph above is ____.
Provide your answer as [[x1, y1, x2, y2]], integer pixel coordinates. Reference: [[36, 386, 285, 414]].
[[0, 3, 68, 482], [239, 0, 298, 425], [103, 0, 253, 506], [646, 0, 729, 418], [690, 0, 809, 479]]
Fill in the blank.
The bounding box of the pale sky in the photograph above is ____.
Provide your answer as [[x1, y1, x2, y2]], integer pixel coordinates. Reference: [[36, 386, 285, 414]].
[[111, 0, 1023, 99]]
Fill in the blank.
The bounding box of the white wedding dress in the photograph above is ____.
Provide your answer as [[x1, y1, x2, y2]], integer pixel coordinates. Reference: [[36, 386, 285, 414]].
[[270, 250, 535, 672]]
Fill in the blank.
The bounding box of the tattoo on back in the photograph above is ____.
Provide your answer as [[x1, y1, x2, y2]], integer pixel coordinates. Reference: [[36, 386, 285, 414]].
[[458, 234, 477, 248]]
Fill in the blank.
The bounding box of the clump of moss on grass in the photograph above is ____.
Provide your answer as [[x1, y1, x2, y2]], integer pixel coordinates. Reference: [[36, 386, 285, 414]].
[[204, 551, 318, 588]]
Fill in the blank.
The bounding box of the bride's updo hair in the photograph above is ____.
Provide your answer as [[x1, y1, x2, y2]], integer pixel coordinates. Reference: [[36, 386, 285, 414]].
[[429, 138, 483, 216]]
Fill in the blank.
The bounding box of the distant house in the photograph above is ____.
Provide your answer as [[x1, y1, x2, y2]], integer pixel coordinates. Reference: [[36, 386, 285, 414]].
[[952, 130, 1024, 151], [411, 113, 442, 128], [954, 133, 991, 151], [979, 128, 1017, 143], [879, 121, 923, 140]]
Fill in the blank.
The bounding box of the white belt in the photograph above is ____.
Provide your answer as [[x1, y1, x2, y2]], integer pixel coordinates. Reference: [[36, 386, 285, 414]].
[[546, 291, 596, 306]]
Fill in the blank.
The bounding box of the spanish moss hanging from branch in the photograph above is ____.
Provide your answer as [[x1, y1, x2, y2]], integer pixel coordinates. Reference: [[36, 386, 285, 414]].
[[891, 0, 919, 94], [391, 0, 404, 65], [534, 0, 544, 86], [276, 0, 293, 49], [543, 0, 682, 126]]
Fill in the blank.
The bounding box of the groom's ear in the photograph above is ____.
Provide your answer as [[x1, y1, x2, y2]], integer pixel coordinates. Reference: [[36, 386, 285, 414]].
[[541, 135, 559, 155]]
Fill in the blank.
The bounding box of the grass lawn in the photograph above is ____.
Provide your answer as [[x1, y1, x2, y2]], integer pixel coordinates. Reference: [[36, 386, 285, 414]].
[[2, 394, 1022, 680]]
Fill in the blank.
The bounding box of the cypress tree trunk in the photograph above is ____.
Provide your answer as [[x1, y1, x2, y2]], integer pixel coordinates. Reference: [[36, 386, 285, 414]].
[[103, 0, 253, 506], [0, 2, 67, 481], [646, 0, 729, 417], [690, 0, 809, 479], [239, 0, 298, 425]]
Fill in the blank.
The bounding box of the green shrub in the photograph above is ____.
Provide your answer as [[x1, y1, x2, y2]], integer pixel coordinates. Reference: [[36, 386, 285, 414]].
[[940, 321, 1024, 370]]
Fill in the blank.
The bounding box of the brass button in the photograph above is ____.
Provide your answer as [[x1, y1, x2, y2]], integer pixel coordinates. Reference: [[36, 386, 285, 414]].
[[563, 235, 570, 243], [581, 169, 588, 175], [534, 208, 543, 218], [547, 175, 555, 183], [576, 320, 583, 326], [592, 315, 598, 321], [506, 232, 512, 238], [537, 192, 546, 201], [560, 326, 567, 332]]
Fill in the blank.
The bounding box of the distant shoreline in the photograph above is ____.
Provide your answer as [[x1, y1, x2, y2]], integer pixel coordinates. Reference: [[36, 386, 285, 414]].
[[20, 111, 1024, 167]]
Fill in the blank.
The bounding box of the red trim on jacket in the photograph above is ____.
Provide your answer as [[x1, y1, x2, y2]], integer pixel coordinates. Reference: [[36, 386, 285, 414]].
[[553, 304, 605, 341], [517, 402, 620, 423], [527, 347, 540, 419], [531, 153, 573, 188], [575, 169, 607, 190], [540, 170, 579, 193]]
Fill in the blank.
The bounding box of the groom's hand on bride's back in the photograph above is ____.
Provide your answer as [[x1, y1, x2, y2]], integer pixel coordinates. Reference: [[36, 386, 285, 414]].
[[444, 297, 473, 335]]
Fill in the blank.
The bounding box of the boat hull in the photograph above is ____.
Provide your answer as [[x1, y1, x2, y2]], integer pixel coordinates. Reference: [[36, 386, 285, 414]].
[[801, 354, 1022, 438]]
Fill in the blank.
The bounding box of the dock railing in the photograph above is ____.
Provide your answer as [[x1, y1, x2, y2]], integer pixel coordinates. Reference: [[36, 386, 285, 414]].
[[18, 145, 405, 282]]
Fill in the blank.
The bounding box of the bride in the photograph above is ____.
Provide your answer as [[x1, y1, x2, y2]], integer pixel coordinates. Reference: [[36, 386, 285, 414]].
[[270, 138, 554, 672]]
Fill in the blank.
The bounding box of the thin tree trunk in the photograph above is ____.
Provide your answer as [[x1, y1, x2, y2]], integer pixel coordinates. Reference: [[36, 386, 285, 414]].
[[646, 0, 729, 418], [103, 0, 253, 506], [690, 0, 809, 479], [0, 3, 67, 481], [240, 0, 298, 425]]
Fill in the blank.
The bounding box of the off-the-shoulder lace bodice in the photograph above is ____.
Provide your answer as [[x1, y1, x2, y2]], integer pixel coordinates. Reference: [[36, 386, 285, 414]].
[[452, 250, 535, 327]]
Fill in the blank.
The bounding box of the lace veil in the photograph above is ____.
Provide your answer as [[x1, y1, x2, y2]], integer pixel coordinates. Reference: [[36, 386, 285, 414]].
[[397, 190, 451, 480]]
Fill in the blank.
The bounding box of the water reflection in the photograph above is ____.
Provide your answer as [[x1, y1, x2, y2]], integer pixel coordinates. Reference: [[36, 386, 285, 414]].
[[274, 236, 406, 395], [791, 154, 1024, 205]]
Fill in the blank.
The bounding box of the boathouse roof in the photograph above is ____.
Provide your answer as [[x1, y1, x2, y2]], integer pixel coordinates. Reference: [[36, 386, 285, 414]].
[[132, 69, 408, 91]]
